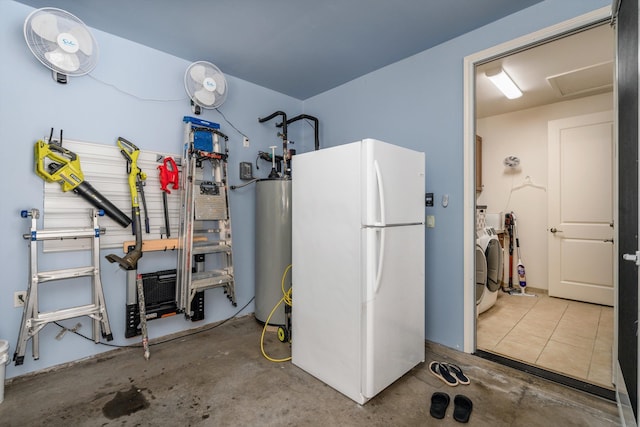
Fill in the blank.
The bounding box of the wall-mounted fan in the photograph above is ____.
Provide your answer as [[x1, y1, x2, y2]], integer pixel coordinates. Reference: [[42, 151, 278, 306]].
[[503, 156, 521, 168], [184, 61, 228, 114], [24, 7, 98, 84]]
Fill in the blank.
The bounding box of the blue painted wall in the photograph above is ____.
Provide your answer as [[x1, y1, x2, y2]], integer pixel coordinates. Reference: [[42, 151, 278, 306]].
[[303, 0, 610, 350], [1, 0, 609, 379], [1, 1, 306, 379]]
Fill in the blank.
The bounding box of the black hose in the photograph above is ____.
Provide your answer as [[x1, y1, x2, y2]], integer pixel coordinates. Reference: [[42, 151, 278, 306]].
[[258, 111, 289, 174], [283, 114, 320, 151], [258, 111, 288, 142]]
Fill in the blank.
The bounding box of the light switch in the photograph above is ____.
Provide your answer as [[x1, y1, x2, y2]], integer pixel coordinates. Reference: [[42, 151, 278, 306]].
[[426, 215, 435, 228]]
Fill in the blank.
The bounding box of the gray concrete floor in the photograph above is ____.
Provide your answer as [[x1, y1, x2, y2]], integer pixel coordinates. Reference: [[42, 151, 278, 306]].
[[0, 315, 620, 426]]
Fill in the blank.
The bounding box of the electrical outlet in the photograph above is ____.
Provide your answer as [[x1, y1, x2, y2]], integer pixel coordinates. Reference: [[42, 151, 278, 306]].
[[243, 136, 250, 147], [14, 291, 26, 307]]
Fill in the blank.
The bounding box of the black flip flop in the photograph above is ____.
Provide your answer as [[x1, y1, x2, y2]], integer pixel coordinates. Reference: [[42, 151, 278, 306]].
[[453, 394, 473, 423], [445, 363, 470, 385], [429, 392, 450, 419], [429, 361, 458, 386]]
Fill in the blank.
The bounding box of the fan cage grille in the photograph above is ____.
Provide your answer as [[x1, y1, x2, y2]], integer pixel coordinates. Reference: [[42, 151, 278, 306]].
[[184, 61, 228, 109], [23, 7, 99, 76]]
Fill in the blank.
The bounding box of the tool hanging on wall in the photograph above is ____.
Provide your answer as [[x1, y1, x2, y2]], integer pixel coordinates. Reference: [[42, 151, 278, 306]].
[[34, 128, 131, 227], [136, 274, 150, 360], [158, 157, 179, 237], [106, 137, 147, 270]]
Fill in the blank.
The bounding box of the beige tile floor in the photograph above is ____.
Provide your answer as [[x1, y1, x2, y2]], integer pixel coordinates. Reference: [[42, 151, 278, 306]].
[[477, 287, 614, 388]]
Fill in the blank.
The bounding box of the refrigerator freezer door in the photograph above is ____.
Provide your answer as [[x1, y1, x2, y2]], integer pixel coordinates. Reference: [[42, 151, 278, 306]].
[[363, 224, 425, 399], [362, 139, 425, 226], [292, 142, 366, 404]]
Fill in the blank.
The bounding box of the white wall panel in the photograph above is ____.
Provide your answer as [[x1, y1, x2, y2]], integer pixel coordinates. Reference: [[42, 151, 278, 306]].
[[42, 139, 181, 251]]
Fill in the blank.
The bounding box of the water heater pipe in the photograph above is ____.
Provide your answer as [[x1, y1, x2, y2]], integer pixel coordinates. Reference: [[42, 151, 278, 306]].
[[258, 111, 288, 173], [279, 114, 320, 151]]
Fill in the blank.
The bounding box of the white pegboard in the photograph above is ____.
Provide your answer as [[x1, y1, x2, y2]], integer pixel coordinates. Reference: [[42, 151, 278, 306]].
[[41, 138, 181, 251]]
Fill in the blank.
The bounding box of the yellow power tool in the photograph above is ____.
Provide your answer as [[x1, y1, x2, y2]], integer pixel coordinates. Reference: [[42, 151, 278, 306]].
[[34, 136, 131, 228], [105, 137, 147, 270]]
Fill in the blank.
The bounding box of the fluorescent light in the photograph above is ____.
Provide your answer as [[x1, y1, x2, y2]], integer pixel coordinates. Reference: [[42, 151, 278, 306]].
[[485, 67, 522, 99]]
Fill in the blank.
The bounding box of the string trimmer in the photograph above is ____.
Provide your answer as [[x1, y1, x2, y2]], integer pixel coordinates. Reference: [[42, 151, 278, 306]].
[[106, 137, 147, 270]]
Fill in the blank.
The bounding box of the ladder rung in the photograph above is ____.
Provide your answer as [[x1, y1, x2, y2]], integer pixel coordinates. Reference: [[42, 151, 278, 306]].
[[30, 304, 102, 325], [25, 228, 98, 241], [192, 243, 231, 255], [15, 211, 114, 365], [191, 271, 233, 290], [37, 266, 96, 283]]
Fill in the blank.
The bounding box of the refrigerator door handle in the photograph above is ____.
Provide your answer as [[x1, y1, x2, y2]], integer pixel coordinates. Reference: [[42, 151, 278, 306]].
[[375, 228, 386, 294], [374, 160, 386, 226]]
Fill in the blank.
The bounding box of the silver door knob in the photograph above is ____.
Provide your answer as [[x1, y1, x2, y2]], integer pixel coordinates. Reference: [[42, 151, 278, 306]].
[[550, 227, 563, 234]]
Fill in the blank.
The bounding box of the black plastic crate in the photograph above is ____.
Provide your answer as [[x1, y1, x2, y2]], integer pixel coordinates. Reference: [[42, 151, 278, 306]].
[[141, 269, 176, 307]]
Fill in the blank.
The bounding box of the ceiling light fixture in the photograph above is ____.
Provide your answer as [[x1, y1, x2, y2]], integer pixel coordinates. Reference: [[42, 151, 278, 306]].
[[485, 67, 522, 99]]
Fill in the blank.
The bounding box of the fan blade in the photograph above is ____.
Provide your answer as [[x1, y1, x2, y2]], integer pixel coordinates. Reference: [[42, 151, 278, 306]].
[[31, 12, 59, 43], [68, 24, 94, 56], [212, 73, 226, 94], [194, 89, 216, 106], [189, 64, 207, 84], [45, 49, 80, 72]]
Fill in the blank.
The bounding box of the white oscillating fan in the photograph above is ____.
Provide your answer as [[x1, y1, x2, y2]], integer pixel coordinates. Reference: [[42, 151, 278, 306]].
[[23, 7, 98, 84], [184, 61, 228, 114]]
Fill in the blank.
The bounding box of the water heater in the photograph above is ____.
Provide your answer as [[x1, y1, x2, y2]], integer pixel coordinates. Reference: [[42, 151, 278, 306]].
[[254, 178, 291, 325]]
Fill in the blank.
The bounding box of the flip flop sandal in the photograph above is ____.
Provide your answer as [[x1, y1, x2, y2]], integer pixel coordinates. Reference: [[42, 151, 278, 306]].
[[444, 363, 470, 385], [429, 392, 450, 419], [429, 361, 458, 386], [453, 394, 473, 423]]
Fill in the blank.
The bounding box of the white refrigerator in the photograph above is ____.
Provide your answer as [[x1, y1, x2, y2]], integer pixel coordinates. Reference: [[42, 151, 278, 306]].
[[291, 138, 425, 404]]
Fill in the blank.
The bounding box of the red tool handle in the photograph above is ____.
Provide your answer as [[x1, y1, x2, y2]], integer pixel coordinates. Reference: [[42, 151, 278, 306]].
[[158, 157, 179, 193]]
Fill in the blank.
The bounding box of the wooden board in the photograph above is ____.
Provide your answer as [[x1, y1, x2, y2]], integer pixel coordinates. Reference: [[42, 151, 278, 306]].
[[122, 236, 206, 253]]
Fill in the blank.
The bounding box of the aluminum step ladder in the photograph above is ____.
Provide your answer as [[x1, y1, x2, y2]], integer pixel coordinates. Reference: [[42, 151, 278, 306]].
[[177, 117, 236, 320], [13, 208, 113, 365]]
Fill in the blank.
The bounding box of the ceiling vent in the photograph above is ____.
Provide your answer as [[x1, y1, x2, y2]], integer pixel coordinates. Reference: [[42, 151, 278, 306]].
[[546, 61, 613, 98]]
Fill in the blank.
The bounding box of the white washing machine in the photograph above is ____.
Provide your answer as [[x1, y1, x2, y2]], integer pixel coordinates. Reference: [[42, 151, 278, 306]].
[[476, 227, 503, 315]]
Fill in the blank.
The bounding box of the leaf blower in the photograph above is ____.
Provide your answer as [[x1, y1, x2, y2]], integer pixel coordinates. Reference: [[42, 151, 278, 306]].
[[106, 137, 147, 270], [34, 130, 131, 228], [158, 157, 179, 237]]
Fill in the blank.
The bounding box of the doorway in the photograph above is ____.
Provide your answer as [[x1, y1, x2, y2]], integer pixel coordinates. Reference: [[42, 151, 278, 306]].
[[462, 7, 616, 395]]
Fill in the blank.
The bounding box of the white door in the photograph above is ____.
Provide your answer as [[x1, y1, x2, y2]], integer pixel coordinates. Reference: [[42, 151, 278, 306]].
[[547, 111, 614, 305]]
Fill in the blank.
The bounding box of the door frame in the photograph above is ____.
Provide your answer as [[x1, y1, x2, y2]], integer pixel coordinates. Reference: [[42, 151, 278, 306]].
[[462, 6, 614, 351]]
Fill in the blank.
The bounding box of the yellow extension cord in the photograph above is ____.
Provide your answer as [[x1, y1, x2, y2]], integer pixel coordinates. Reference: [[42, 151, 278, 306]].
[[260, 264, 293, 362]]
